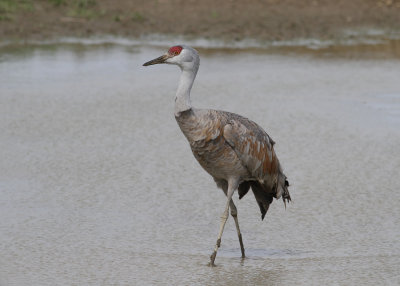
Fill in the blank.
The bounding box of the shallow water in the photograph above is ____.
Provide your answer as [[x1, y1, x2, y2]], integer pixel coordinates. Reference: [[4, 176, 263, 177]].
[[0, 42, 399, 285]]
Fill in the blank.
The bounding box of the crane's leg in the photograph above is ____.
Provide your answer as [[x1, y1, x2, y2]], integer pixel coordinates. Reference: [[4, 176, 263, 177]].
[[218, 186, 245, 259], [209, 181, 237, 267], [229, 201, 245, 258]]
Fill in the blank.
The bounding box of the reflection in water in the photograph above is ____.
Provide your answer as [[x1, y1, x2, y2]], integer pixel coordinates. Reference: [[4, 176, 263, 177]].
[[0, 41, 399, 285]]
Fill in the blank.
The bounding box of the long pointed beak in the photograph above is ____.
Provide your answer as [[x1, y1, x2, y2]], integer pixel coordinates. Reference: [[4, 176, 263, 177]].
[[143, 54, 170, 66]]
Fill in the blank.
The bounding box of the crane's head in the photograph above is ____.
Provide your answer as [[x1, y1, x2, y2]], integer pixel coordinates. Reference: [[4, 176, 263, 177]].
[[143, 45, 200, 71]]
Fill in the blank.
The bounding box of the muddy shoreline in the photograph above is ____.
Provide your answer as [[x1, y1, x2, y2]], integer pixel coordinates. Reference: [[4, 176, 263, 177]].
[[1, 0, 400, 43]]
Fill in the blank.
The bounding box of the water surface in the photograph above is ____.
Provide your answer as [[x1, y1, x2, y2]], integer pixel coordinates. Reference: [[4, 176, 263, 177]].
[[0, 42, 399, 285]]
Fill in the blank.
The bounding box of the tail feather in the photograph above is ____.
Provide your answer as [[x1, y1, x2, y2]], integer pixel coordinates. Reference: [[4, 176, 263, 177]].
[[250, 181, 274, 220], [238, 181, 251, 199], [276, 171, 291, 208], [282, 178, 292, 208], [238, 174, 291, 220]]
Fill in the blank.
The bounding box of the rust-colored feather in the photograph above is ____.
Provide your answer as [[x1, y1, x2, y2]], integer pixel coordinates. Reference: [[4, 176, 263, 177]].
[[220, 112, 290, 217], [176, 108, 290, 219]]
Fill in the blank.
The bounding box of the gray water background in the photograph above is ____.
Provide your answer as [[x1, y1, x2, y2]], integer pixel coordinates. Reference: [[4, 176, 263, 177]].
[[0, 40, 399, 285]]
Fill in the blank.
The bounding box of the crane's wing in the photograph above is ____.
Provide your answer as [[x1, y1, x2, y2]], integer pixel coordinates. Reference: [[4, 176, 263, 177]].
[[223, 116, 278, 182], [222, 114, 290, 219]]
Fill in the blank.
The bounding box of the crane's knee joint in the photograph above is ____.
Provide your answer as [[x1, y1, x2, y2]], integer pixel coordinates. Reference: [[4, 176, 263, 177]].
[[216, 238, 221, 247]]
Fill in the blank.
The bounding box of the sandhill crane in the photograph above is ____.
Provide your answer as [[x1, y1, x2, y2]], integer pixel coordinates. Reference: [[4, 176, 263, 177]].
[[143, 45, 291, 266]]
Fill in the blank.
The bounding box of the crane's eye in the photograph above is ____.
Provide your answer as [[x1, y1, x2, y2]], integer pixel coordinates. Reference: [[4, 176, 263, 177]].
[[168, 46, 183, 56]]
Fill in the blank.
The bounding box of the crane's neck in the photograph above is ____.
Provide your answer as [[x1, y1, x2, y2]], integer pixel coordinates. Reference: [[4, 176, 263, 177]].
[[175, 67, 198, 116]]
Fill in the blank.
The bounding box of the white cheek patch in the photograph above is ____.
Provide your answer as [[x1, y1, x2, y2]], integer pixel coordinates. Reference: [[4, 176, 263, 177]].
[[166, 57, 178, 64], [181, 54, 193, 63]]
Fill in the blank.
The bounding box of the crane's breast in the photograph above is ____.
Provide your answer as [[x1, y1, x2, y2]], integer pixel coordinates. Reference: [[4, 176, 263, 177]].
[[176, 110, 249, 180]]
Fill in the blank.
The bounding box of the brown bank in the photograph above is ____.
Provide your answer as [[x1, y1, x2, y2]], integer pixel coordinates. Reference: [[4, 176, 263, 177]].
[[1, 0, 400, 42]]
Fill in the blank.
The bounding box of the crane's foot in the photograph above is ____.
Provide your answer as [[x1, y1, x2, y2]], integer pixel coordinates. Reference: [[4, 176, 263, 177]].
[[208, 251, 217, 267], [208, 238, 221, 267]]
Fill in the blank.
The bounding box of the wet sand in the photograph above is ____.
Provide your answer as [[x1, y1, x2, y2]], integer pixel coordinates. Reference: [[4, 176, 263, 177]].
[[0, 43, 399, 285]]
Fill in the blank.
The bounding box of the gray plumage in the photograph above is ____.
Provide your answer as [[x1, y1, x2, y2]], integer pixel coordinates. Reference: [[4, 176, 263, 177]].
[[143, 45, 291, 266], [176, 108, 291, 219]]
